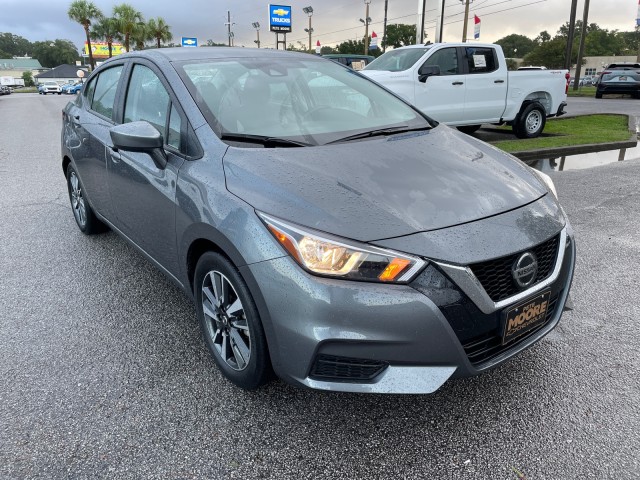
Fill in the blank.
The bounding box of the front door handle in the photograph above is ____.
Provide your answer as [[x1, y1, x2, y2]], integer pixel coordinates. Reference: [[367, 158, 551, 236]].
[[452, 81, 464, 85], [494, 79, 505, 84]]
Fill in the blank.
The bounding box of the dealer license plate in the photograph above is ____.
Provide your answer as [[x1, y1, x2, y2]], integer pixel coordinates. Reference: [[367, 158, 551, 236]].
[[502, 291, 552, 345]]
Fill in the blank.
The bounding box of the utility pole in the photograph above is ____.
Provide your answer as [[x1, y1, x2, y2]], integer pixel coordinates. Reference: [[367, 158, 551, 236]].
[[564, 0, 578, 70], [461, 0, 471, 42], [420, 0, 427, 43], [364, 0, 371, 55], [572, 0, 590, 91], [438, 0, 445, 42], [303, 7, 314, 52], [226, 11, 234, 47], [252, 22, 261, 48], [382, 0, 388, 52]]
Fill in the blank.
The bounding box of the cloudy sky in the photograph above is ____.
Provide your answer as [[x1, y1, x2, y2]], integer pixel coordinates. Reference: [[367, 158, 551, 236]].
[[1, 0, 637, 52]]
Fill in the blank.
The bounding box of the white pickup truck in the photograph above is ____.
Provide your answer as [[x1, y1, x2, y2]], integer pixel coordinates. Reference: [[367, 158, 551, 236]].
[[360, 43, 569, 138]]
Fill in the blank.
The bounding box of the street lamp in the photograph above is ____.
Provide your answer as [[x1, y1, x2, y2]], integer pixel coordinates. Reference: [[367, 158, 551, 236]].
[[303, 6, 314, 52], [252, 22, 261, 48], [361, 0, 372, 55]]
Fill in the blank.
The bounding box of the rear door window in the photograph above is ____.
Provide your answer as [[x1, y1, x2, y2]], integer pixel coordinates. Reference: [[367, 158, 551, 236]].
[[90, 65, 123, 120], [465, 47, 498, 74]]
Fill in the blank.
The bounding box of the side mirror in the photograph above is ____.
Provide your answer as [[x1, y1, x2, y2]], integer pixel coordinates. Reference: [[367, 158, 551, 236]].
[[418, 65, 441, 83], [110, 121, 167, 169]]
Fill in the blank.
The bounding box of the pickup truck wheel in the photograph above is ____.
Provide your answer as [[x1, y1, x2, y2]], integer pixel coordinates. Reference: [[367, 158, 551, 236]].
[[457, 125, 481, 134], [195, 252, 271, 390], [514, 103, 546, 139]]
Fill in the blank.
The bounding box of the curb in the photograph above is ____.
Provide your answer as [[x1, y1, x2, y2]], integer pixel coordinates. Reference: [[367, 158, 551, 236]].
[[510, 114, 638, 161]]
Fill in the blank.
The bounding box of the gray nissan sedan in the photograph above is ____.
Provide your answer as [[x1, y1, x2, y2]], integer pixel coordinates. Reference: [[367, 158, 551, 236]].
[[61, 48, 575, 394]]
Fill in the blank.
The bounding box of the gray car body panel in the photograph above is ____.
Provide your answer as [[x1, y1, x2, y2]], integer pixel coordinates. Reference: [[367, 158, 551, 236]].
[[223, 125, 548, 242]]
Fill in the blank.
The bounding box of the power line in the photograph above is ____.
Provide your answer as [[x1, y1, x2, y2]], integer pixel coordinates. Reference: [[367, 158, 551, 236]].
[[261, 0, 547, 49]]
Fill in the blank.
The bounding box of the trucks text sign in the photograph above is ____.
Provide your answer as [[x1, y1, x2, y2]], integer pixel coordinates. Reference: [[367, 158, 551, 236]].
[[269, 4, 292, 32]]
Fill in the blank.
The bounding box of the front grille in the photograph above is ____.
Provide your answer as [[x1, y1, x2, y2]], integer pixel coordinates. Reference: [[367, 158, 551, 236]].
[[309, 355, 388, 382], [470, 235, 559, 302], [462, 292, 560, 365]]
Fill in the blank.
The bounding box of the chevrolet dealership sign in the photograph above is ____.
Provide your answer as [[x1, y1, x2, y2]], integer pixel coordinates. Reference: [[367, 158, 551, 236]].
[[269, 4, 292, 32]]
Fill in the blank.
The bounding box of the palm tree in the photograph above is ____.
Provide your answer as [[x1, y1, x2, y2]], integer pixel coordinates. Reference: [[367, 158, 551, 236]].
[[147, 17, 172, 49], [68, 0, 103, 69], [131, 22, 152, 51], [91, 16, 119, 58], [113, 3, 143, 52]]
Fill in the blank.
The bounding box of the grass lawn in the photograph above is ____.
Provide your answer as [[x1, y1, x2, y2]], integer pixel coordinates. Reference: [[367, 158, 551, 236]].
[[567, 86, 597, 97], [491, 114, 632, 153]]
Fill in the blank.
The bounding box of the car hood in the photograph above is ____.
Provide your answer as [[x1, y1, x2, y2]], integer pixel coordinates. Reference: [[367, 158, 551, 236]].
[[223, 125, 547, 242]]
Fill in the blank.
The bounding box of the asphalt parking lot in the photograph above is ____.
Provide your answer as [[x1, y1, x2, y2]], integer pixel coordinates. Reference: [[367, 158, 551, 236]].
[[1, 93, 639, 479]]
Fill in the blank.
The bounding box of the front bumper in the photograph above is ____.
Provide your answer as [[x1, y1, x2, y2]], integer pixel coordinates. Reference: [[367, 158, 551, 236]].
[[241, 227, 576, 394]]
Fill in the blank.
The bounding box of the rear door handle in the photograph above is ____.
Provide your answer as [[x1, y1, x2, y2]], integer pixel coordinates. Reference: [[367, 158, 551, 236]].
[[494, 79, 505, 84], [452, 81, 464, 85]]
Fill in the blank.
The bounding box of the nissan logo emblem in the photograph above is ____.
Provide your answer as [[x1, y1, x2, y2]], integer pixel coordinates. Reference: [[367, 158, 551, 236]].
[[512, 252, 538, 288]]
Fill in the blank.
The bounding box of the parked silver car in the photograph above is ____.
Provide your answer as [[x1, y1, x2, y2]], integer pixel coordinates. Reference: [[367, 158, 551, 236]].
[[61, 48, 575, 393]]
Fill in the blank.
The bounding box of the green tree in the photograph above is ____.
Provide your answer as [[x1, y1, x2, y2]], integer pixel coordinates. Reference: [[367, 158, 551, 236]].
[[68, 0, 102, 70], [0, 48, 11, 58], [616, 30, 639, 56], [147, 17, 172, 49], [113, 3, 143, 52], [131, 21, 151, 50], [505, 58, 518, 70], [0, 33, 33, 57], [382, 24, 417, 49], [31, 39, 79, 68], [91, 16, 119, 58], [22, 70, 34, 87], [495, 33, 536, 58], [203, 40, 227, 47], [535, 30, 551, 44]]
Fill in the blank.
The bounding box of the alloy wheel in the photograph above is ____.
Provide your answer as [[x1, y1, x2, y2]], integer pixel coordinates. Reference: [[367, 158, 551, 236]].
[[69, 171, 87, 227], [201, 270, 251, 371]]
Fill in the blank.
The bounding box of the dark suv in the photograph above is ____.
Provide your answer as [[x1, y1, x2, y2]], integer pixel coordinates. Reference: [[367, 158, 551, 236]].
[[595, 63, 640, 98]]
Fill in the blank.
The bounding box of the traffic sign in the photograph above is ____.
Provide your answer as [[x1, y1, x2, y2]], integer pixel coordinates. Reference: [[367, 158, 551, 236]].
[[269, 4, 292, 32], [181, 37, 198, 47]]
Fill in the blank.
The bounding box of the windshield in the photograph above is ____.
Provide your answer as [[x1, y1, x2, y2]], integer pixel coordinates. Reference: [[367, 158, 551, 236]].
[[176, 56, 429, 146], [364, 47, 432, 72]]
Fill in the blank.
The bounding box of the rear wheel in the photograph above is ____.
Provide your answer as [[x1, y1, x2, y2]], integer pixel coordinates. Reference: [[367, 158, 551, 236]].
[[457, 124, 481, 135], [66, 165, 106, 234], [513, 102, 546, 139], [194, 252, 271, 390], [595, 91, 603, 99]]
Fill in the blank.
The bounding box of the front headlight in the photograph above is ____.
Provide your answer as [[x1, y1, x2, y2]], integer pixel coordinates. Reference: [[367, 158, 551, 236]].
[[258, 212, 427, 283], [532, 169, 558, 199]]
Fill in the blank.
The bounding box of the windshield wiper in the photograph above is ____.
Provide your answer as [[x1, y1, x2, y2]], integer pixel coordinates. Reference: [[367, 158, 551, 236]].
[[326, 125, 431, 145], [220, 133, 310, 148]]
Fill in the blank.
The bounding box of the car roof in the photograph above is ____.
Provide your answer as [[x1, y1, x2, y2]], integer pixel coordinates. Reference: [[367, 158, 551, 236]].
[[605, 63, 640, 69], [99, 47, 320, 65]]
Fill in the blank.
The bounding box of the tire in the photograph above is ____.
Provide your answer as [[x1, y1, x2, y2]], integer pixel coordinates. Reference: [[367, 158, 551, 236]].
[[57, 92, 61, 95], [457, 124, 481, 135], [66, 165, 106, 234], [513, 102, 546, 139], [194, 252, 271, 390], [595, 91, 603, 99]]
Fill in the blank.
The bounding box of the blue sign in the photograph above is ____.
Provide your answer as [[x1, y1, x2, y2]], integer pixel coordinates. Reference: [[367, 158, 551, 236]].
[[181, 37, 198, 47], [269, 4, 292, 33]]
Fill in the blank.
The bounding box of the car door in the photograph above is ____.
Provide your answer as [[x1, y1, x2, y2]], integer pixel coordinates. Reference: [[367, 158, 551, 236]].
[[70, 63, 125, 222], [414, 47, 466, 123], [461, 46, 507, 123], [107, 61, 186, 274]]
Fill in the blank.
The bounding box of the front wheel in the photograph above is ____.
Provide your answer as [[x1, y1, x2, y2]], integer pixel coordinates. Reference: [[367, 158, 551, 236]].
[[513, 102, 546, 139], [595, 91, 603, 99], [194, 252, 271, 390]]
